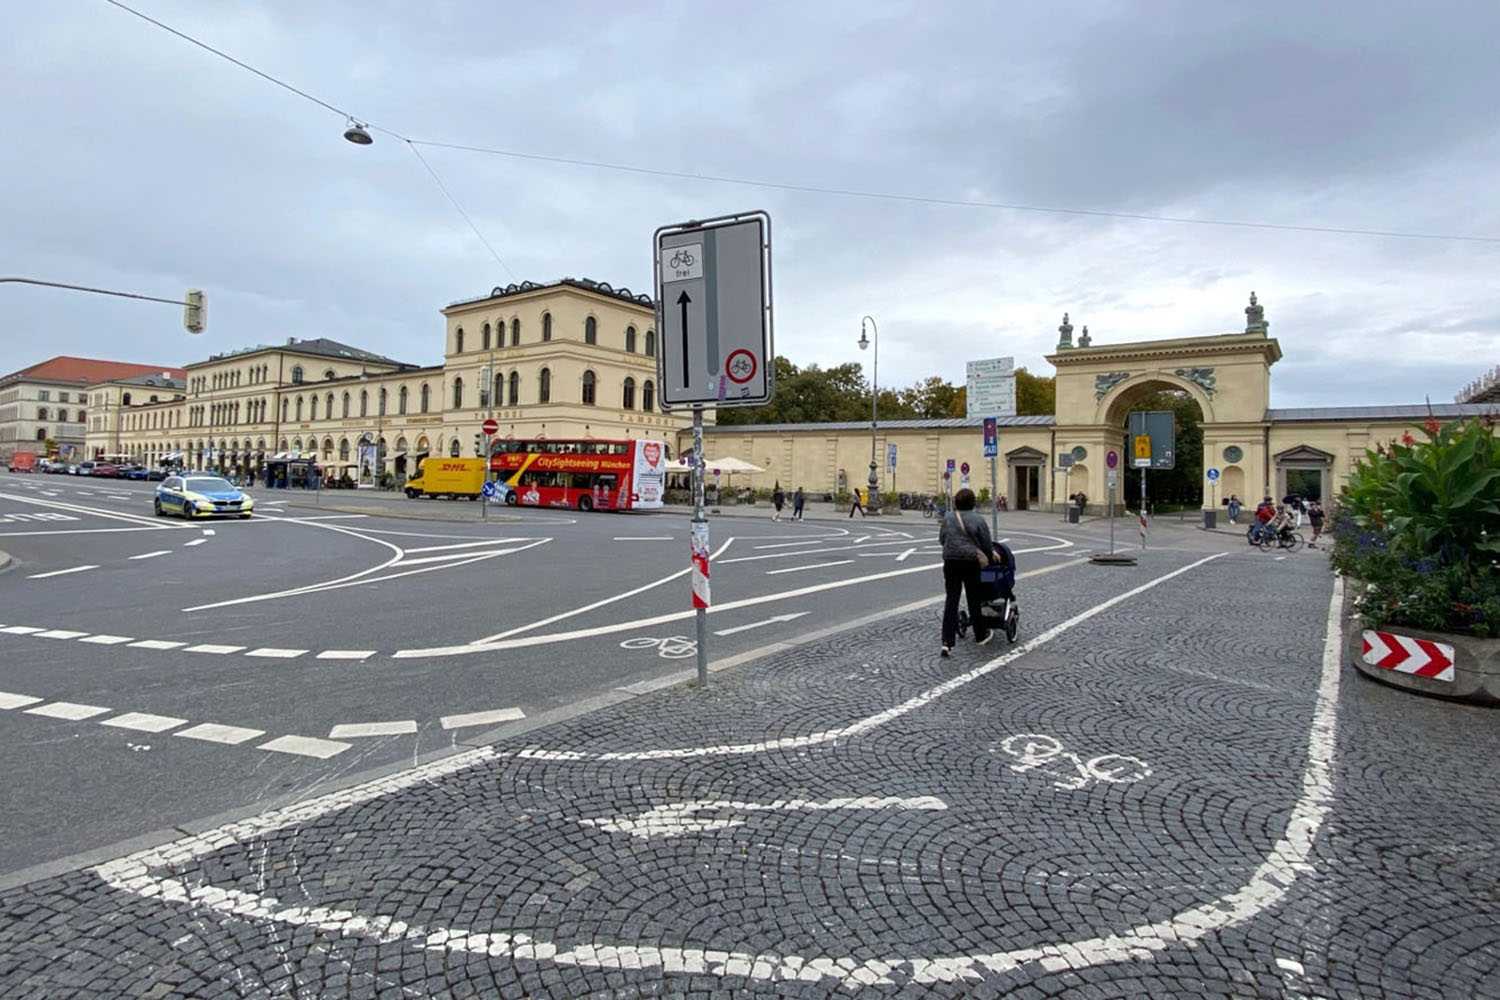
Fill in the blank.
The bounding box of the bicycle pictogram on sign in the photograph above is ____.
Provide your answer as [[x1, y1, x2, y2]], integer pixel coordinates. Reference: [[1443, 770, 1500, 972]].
[[725, 348, 757, 384], [669, 249, 695, 269]]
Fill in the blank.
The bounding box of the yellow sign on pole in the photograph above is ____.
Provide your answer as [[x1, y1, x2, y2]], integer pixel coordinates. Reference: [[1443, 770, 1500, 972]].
[[1133, 435, 1152, 461]]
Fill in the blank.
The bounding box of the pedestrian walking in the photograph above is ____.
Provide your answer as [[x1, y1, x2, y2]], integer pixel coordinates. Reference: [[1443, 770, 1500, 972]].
[[792, 486, 805, 521], [1307, 500, 1325, 547], [938, 488, 994, 656], [849, 486, 866, 517], [772, 484, 785, 522], [1227, 494, 1241, 524]]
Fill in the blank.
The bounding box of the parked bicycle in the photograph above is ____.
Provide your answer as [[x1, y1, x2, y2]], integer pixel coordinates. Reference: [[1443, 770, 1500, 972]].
[[922, 496, 948, 519]]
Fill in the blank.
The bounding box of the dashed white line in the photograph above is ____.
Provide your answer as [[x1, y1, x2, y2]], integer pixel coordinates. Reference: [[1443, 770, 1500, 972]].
[[183, 539, 207, 547], [328, 721, 418, 739], [765, 560, 855, 575], [27, 565, 99, 579], [129, 550, 171, 561], [440, 707, 525, 730], [316, 650, 377, 661], [258, 735, 350, 759], [130, 639, 185, 650], [78, 635, 134, 645], [245, 648, 307, 659], [25, 701, 111, 721], [613, 536, 673, 541], [101, 712, 188, 733], [184, 644, 246, 655], [0, 692, 44, 710], [35, 629, 89, 640], [175, 723, 264, 745]]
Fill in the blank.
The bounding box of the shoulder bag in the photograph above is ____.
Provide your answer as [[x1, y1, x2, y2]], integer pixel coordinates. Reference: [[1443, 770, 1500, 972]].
[[951, 511, 990, 567]]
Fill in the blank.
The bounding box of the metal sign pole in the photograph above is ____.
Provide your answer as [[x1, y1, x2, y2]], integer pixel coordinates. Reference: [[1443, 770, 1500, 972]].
[[481, 431, 491, 520], [691, 407, 709, 687], [1109, 479, 1116, 555], [1140, 469, 1148, 549], [989, 455, 998, 538]]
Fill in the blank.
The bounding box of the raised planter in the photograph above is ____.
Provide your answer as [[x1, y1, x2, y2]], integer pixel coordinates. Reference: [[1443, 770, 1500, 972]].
[[1350, 617, 1500, 706]]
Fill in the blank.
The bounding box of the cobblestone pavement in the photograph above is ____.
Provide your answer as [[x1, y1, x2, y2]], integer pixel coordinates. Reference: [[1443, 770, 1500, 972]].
[[2, 546, 1497, 998]]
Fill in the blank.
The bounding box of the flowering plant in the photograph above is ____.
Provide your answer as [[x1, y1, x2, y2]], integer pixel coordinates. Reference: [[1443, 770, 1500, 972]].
[[1331, 415, 1500, 636]]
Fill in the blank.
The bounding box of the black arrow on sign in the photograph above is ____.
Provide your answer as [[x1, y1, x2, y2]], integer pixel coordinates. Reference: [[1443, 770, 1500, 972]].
[[677, 290, 691, 388]]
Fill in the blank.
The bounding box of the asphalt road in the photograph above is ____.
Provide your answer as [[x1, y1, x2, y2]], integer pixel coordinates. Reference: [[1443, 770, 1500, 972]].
[[0, 473, 1079, 875]]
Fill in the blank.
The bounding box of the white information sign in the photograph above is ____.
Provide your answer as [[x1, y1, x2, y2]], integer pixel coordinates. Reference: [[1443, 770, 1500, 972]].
[[655, 212, 773, 410], [966, 357, 1017, 419]]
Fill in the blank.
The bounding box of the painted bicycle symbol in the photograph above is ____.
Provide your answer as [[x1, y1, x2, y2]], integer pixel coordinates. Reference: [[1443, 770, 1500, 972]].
[[1000, 733, 1151, 790], [669, 249, 696, 269], [619, 635, 698, 659]]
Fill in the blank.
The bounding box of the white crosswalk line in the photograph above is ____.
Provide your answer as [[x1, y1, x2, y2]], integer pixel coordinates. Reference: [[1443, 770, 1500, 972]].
[[129, 639, 185, 650], [316, 650, 377, 661], [101, 712, 188, 733], [35, 629, 89, 639], [129, 550, 171, 560], [78, 634, 134, 645], [183, 539, 207, 547], [440, 707, 525, 730], [328, 721, 418, 739], [175, 723, 264, 745], [1, 626, 44, 634], [27, 565, 99, 579], [183, 644, 246, 655], [26, 701, 111, 721], [258, 735, 350, 759], [245, 648, 307, 659], [0, 692, 44, 710]]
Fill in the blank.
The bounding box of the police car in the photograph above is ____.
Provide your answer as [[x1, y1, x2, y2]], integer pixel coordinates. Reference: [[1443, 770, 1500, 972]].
[[154, 473, 255, 519]]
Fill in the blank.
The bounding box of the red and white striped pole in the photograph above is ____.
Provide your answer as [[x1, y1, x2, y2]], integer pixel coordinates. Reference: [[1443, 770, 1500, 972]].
[[690, 406, 710, 685]]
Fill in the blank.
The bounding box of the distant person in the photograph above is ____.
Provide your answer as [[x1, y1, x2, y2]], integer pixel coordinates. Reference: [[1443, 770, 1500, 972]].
[[1307, 500, 1326, 547], [1227, 494, 1242, 524], [792, 486, 805, 521], [1255, 496, 1275, 524], [938, 488, 994, 656], [772, 484, 785, 522], [849, 486, 866, 517]]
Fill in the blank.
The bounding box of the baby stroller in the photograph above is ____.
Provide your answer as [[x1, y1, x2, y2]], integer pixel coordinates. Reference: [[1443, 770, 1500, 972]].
[[957, 543, 1020, 643]]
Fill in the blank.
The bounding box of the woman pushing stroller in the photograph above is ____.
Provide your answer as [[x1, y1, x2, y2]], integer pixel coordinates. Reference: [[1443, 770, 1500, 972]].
[[938, 488, 999, 656]]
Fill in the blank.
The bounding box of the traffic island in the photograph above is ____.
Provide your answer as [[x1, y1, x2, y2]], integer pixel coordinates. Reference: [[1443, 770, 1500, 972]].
[[1352, 620, 1500, 707]]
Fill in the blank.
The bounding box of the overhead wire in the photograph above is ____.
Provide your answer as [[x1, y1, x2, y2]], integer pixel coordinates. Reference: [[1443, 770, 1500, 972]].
[[100, 0, 1500, 247]]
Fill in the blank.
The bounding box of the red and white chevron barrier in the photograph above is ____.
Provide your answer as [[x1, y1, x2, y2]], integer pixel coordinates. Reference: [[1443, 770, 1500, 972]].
[[691, 549, 711, 609], [1361, 629, 1455, 682]]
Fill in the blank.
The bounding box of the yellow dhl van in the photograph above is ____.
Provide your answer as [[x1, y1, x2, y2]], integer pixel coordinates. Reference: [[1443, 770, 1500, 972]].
[[403, 457, 487, 500]]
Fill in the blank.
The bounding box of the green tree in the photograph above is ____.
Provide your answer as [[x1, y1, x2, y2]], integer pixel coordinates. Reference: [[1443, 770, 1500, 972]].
[[1014, 368, 1056, 416]]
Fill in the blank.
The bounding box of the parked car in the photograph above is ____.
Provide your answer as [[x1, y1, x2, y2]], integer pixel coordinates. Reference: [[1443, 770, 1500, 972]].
[[74, 461, 97, 476], [123, 466, 150, 480], [147, 468, 167, 481], [154, 474, 255, 519], [90, 463, 119, 478], [46, 461, 71, 474]]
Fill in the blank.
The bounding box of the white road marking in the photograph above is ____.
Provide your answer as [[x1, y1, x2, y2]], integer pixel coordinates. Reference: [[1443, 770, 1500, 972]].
[[245, 648, 306, 659], [25, 701, 111, 721], [129, 639, 185, 650], [895, 547, 917, 561], [175, 723, 264, 745], [258, 735, 350, 759], [440, 707, 525, 730], [78, 634, 134, 645], [581, 796, 946, 839], [101, 712, 188, 733], [35, 629, 89, 640], [129, 550, 171, 560], [202, 529, 215, 536], [713, 613, 810, 636], [183, 538, 207, 547], [281, 514, 367, 521], [1, 625, 45, 634], [184, 644, 246, 655], [27, 565, 99, 579], [0, 691, 44, 710], [766, 560, 855, 575], [329, 721, 418, 739], [613, 536, 673, 541], [94, 553, 1338, 990], [316, 650, 377, 661]]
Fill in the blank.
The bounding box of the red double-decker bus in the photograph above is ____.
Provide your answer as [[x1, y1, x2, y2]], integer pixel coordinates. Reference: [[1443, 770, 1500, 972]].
[[489, 438, 669, 512]]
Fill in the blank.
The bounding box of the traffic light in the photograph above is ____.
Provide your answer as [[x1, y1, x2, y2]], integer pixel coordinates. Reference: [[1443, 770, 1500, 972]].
[[183, 289, 207, 334], [474, 433, 483, 456]]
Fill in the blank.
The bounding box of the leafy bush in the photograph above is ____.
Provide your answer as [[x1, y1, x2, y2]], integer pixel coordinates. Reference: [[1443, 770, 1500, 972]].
[[1331, 416, 1500, 636]]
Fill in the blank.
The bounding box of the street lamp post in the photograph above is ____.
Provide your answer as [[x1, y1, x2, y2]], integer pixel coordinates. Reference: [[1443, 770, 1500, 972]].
[[857, 315, 881, 514]]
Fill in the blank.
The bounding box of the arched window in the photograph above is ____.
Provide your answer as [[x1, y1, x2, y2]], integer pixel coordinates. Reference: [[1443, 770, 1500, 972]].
[[584, 317, 597, 345], [542, 313, 552, 342], [493, 372, 503, 407], [399, 386, 408, 414], [122, 392, 132, 405], [508, 371, 519, 406], [622, 378, 636, 409], [449, 440, 462, 457], [295, 397, 304, 421], [36, 407, 48, 421], [342, 392, 351, 418], [481, 323, 491, 350], [360, 390, 368, 418], [455, 328, 465, 354], [291, 366, 304, 385], [420, 384, 430, 413], [511, 318, 520, 346], [281, 398, 289, 422], [325, 392, 334, 418], [452, 378, 464, 409], [309, 396, 318, 421], [322, 438, 333, 461], [626, 326, 637, 353], [581, 370, 596, 405], [339, 439, 350, 461], [324, 369, 336, 381], [292, 437, 303, 452], [645, 329, 656, 356], [538, 368, 551, 404], [643, 380, 655, 411], [35, 428, 47, 441], [379, 388, 387, 416]]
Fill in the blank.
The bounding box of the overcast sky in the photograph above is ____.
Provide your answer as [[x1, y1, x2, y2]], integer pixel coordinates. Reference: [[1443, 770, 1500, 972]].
[[4, 1, 1498, 407]]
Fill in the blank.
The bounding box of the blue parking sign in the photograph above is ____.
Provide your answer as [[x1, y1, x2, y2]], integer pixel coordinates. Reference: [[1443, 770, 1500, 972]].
[[982, 417, 997, 458]]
